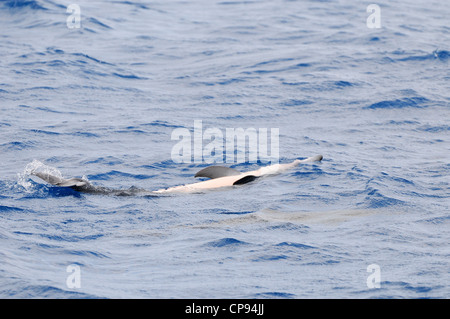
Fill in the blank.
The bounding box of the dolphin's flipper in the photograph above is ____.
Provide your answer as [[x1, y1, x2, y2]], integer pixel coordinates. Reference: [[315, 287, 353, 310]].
[[195, 166, 241, 179], [233, 175, 258, 185]]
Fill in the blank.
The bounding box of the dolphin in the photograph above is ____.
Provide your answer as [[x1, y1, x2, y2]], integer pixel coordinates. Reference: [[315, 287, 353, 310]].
[[30, 155, 323, 196]]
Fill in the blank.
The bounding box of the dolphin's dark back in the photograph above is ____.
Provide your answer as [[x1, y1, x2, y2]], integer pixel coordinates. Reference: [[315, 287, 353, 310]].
[[31, 171, 156, 196]]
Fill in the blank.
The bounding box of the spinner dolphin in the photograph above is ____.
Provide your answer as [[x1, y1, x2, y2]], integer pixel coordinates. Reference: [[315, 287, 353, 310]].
[[30, 155, 323, 196]]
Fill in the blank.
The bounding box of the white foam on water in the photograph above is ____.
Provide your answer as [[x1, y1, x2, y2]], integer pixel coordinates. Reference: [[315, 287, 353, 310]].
[[17, 160, 63, 192]]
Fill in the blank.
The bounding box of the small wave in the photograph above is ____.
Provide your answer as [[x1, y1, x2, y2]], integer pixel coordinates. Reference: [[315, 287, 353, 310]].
[[1, 141, 34, 151], [253, 291, 296, 299], [253, 254, 288, 261], [249, 57, 295, 68], [115, 1, 151, 10], [205, 237, 249, 247], [416, 125, 450, 133], [86, 17, 112, 30], [82, 156, 124, 166], [387, 120, 421, 126], [421, 214, 450, 225], [316, 80, 358, 90], [280, 99, 313, 107], [364, 97, 429, 109], [46, 59, 66, 67], [332, 80, 355, 88], [26, 129, 60, 136], [364, 187, 405, 209], [72, 131, 100, 138], [275, 242, 315, 249], [216, 114, 245, 119], [18, 104, 59, 114], [141, 120, 184, 129], [394, 49, 450, 62], [71, 52, 114, 66], [281, 80, 358, 91], [2, 283, 99, 298], [219, 210, 254, 215], [63, 249, 110, 258], [1, 0, 47, 11], [35, 232, 104, 242], [112, 72, 146, 80], [216, 77, 246, 85], [281, 81, 309, 86], [27, 86, 55, 90], [243, 62, 312, 75], [397, 54, 433, 62], [292, 169, 324, 178], [382, 281, 436, 295], [13, 47, 143, 83], [0, 205, 24, 213]]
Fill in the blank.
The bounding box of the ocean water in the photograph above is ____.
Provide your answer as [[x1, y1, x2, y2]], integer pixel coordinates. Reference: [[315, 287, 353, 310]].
[[0, 0, 449, 299]]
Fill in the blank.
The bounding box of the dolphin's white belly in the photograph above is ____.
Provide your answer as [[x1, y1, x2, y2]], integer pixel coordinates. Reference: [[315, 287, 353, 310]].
[[152, 156, 322, 194], [153, 174, 248, 193]]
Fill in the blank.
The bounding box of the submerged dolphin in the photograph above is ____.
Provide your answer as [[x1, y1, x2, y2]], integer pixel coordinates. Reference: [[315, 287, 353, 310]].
[[31, 155, 323, 196]]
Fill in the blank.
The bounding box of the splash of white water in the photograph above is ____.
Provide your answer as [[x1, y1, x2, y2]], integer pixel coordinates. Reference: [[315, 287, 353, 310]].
[[17, 160, 63, 192]]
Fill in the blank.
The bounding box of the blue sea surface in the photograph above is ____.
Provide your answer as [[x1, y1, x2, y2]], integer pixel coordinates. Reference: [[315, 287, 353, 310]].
[[0, 0, 449, 298]]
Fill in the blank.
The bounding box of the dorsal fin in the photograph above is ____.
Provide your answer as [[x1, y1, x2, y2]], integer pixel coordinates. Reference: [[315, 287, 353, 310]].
[[194, 166, 241, 179]]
